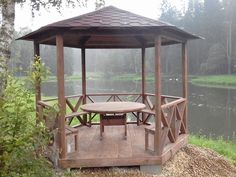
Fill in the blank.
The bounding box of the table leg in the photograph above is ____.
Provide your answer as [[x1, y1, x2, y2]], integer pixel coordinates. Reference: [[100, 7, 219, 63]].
[[89, 113, 92, 127], [100, 114, 103, 140], [137, 112, 140, 126], [124, 114, 127, 140]]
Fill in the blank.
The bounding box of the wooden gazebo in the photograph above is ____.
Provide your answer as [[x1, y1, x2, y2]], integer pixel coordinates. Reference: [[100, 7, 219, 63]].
[[19, 6, 200, 169]]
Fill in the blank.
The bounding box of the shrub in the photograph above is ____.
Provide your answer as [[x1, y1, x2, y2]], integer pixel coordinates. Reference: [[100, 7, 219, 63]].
[[0, 76, 53, 177]]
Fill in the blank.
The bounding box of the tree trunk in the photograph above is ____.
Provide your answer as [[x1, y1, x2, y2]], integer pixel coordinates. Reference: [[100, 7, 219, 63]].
[[0, 0, 15, 95]]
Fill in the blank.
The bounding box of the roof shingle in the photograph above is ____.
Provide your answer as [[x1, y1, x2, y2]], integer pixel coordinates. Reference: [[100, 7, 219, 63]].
[[18, 5, 200, 48], [47, 6, 170, 28]]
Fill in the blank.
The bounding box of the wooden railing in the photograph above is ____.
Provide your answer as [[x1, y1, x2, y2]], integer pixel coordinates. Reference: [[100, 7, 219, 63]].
[[37, 95, 85, 127], [37, 93, 187, 153], [86, 93, 142, 103], [142, 93, 187, 152], [160, 97, 187, 151]]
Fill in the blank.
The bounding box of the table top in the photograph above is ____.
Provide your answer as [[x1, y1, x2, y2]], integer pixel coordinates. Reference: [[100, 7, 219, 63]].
[[80, 102, 146, 114]]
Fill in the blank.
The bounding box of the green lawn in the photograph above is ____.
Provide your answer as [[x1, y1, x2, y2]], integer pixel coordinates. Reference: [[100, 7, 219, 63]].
[[112, 73, 155, 81], [191, 75, 236, 88], [189, 134, 236, 165]]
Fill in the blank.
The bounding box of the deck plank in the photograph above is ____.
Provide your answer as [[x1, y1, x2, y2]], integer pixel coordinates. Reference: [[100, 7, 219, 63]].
[[64, 124, 188, 168]]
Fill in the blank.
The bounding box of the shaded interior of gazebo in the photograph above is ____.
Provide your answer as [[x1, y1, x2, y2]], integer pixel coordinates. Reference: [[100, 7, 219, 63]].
[[19, 6, 200, 169]]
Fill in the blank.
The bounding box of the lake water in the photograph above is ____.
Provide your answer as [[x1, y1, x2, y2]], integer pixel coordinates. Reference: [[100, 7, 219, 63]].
[[42, 79, 236, 139]]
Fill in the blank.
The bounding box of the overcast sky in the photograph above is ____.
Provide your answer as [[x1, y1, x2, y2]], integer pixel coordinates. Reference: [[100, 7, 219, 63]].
[[15, 0, 185, 31]]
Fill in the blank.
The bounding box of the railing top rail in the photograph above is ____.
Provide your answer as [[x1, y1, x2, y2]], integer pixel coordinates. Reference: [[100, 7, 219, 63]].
[[161, 95, 182, 99], [144, 93, 182, 100], [40, 93, 184, 105], [65, 94, 83, 99], [41, 94, 83, 102], [38, 100, 53, 107], [161, 98, 186, 109], [42, 97, 58, 102], [144, 93, 155, 96], [86, 93, 141, 96]]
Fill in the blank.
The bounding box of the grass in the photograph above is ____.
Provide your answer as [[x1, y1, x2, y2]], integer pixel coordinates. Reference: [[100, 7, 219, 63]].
[[191, 75, 236, 88], [189, 134, 236, 165], [45, 73, 155, 82], [112, 73, 155, 81], [17, 72, 103, 82]]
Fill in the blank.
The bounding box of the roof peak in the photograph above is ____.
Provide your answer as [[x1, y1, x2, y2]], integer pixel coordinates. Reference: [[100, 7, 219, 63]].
[[18, 5, 200, 42]]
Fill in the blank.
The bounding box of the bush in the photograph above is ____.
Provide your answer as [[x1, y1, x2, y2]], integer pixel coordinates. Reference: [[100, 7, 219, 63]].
[[0, 76, 53, 177]]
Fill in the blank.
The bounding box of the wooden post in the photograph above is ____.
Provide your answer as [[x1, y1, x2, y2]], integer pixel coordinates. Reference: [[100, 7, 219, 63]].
[[141, 47, 146, 123], [141, 47, 146, 103], [154, 36, 162, 155], [182, 42, 188, 133], [56, 35, 66, 159], [34, 41, 41, 121], [81, 48, 87, 124]]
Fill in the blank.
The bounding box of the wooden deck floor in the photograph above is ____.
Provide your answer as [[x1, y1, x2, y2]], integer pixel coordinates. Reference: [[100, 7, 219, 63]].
[[59, 124, 188, 168], [60, 124, 160, 168]]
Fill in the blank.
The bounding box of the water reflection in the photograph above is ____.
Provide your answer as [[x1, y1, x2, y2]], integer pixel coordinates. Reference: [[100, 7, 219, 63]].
[[41, 79, 236, 139]]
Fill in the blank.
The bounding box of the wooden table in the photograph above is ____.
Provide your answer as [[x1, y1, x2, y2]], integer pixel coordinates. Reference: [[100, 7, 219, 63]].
[[80, 102, 146, 139]]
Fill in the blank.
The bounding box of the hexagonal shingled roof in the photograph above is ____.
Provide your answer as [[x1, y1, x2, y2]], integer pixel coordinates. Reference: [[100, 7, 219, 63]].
[[19, 6, 200, 48]]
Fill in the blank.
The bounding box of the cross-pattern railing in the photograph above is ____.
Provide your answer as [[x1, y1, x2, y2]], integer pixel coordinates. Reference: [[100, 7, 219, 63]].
[[86, 93, 142, 103], [37, 93, 187, 154], [37, 95, 86, 127], [160, 96, 187, 152]]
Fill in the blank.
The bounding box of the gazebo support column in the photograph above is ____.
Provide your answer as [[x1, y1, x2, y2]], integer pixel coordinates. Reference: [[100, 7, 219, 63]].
[[81, 48, 87, 124], [141, 47, 146, 103], [141, 47, 146, 122], [34, 41, 41, 121], [182, 42, 188, 133], [56, 35, 66, 159], [154, 36, 162, 155]]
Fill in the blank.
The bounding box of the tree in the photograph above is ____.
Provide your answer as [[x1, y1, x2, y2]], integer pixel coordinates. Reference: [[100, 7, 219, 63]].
[[201, 43, 227, 74], [160, 0, 182, 25], [10, 28, 33, 76], [0, 0, 105, 95]]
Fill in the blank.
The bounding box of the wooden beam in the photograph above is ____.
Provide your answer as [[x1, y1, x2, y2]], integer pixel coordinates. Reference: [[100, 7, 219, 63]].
[[67, 29, 155, 37], [59, 156, 162, 168], [182, 42, 188, 133], [34, 31, 57, 43], [79, 36, 91, 46], [56, 34, 66, 159], [34, 41, 40, 55], [81, 48, 87, 124], [37, 35, 56, 44], [141, 47, 146, 103], [135, 36, 147, 46], [154, 35, 162, 156], [161, 134, 188, 164], [81, 48, 86, 100], [161, 30, 187, 43], [38, 42, 155, 49], [33, 41, 41, 121]]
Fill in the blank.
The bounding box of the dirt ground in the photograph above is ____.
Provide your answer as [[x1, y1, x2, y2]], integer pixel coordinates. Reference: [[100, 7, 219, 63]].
[[59, 145, 236, 177]]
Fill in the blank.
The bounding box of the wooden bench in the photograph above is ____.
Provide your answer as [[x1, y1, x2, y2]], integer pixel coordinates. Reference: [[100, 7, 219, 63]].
[[100, 114, 127, 140], [137, 109, 155, 126], [65, 111, 90, 126], [145, 125, 155, 152], [65, 125, 79, 152]]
